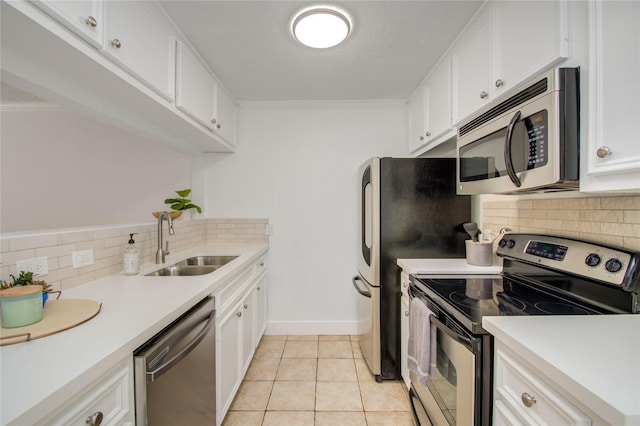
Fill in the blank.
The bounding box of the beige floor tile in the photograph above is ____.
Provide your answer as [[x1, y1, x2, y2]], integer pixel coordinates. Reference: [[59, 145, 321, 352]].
[[287, 335, 319, 341], [317, 358, 357, 381], [262, 411, 315, 426], [245, 357, 281, 381], [315, 411, 367, 426], [354, 358, 376, 382], [254, 340, 286, 359], [283, 341, 318, 358], [318, 341, 353, 358], [359, 381, 411, 412], [351, 341, 364, 358], [319, 335, 350, 341], [261, 335, 287, 342], [276, 358, 318, 381], [267, 381, 316, 411], [222, 410, 264, 426], [315, 381, 363, 411], [230, 381, 274, 411], [365, 411, 415, 426]]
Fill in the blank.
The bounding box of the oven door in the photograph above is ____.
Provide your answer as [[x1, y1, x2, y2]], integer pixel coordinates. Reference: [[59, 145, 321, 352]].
[[409, 297, 482, 425]]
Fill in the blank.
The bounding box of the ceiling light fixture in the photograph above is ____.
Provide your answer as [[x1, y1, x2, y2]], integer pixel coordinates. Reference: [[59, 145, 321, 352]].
[[292, 7, 351, 49]]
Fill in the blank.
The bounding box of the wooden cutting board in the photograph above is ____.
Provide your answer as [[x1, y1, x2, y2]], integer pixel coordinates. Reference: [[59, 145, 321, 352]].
[[0, 299, 102, 346]]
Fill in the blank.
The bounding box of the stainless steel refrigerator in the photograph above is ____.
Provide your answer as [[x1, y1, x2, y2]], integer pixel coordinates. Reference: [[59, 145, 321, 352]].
[[352, 157, 471, 381]]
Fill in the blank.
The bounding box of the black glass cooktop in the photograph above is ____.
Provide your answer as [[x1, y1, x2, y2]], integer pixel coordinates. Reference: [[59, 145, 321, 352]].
[[410, 273, 631, 334]]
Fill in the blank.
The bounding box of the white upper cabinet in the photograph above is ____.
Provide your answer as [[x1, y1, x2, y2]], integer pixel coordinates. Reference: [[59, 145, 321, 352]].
[[176, 41, 217, 129], [492, 0, 568, 99], [452, 8, 492, 125], [452, 1, 569, 125], [409, 54, 455, 154], [30, 0, 105, 48], [176, 40, 237, 146], [103, 1, 175, 101], [581, 0, 640, 193]]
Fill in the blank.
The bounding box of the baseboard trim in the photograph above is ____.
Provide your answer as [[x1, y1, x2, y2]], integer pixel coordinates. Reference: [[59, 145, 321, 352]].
[[265, 320, 358, 336]]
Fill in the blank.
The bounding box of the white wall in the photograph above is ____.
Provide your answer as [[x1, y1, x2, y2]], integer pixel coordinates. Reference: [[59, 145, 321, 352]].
[[205, 103, 408, 334], [0, 105, 198, 232]]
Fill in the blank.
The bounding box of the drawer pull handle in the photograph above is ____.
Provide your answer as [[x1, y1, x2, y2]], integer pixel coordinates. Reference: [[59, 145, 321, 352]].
[[405, 310, 409, 317], [597, 146, 613, 158], [521, 392, 537, 408], [85, 16, 97, 28], [85, 411, 104, 426], [111, 39, 122, 49]]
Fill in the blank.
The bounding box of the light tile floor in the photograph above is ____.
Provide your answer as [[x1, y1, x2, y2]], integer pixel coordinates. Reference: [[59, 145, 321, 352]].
[[222, 335, 415, 426]]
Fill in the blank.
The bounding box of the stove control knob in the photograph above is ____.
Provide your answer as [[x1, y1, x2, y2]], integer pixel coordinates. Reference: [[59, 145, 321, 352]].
[[506, 239, 516, 249], [605, 258, 623, 273], [585, 253, 601, 267], [498, 238, 508, 248]]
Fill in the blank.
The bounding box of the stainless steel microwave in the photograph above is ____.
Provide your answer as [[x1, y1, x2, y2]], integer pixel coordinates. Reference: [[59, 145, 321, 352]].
[[456, 68, 579, 195]]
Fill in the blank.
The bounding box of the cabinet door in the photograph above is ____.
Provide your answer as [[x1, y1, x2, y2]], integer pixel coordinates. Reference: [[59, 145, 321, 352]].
[[255, 272, 268, 340], [103, 1, 175, 100], [452, 8, 492, 124], [240, 286, 257, 375], [214, 85, 237, 145], [31, 0, 104, 48], [408, 85, 427, 152], [582, 1, 640, 192], [424, 55, 453, 145], [216, 305, 241, 424], [176, 40, 217, 130], [492, 0, 569, 98]]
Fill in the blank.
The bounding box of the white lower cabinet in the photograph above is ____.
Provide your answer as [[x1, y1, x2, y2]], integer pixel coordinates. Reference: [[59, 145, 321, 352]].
[[40, 355, 134, 426], [215, 256, 267, 426], [399, 271, 411, 390], [493, 342, 594, 426]]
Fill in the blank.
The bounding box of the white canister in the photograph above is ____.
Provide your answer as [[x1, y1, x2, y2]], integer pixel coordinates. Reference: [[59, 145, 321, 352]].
[[0, 285, 44, 328]]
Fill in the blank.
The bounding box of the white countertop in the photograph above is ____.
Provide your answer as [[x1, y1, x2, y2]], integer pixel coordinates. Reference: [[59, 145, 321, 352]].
[[0, 242, 268, 425], [483, 315, 640, 425], [397, 258, 503, 274]]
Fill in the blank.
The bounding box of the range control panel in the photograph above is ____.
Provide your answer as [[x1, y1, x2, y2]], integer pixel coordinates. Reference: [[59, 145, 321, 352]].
[[497, 233, 637, 288]]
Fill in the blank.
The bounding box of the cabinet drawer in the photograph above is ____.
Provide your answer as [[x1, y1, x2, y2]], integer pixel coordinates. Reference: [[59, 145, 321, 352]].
[[217, 267, 254, 315], [495, 346, 591, 426], [41, 356, 134, 425]]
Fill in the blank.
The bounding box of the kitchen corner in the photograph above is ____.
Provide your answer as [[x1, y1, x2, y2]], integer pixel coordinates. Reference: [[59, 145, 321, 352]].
[[0, 240, 267, 425]]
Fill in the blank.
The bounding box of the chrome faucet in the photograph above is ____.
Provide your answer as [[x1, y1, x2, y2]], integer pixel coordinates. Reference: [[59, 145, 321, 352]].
[[156, 211, 175, 264]]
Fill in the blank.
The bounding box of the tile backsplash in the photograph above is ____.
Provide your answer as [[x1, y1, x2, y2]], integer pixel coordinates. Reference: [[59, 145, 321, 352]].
[[0, 218, 268, 292], [482, 195, 640, 250]]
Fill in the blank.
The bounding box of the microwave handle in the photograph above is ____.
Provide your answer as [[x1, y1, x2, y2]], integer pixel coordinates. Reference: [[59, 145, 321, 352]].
[[504, 110, 522, 187]]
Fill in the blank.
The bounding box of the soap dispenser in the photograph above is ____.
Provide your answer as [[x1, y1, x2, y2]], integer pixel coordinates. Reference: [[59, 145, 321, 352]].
[[123, 233, 140, 275]]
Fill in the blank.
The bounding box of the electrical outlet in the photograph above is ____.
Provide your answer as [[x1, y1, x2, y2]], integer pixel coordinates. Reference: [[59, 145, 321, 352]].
[[16, 257, 49, 276], [72, 249, 94, 268]]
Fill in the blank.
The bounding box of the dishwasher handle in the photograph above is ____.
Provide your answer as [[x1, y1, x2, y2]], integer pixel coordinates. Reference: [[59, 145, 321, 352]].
[[146, 307, 215, 382]]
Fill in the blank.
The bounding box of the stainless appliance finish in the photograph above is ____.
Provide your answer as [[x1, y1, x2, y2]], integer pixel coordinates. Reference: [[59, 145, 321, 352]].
[[457, 67, 580, 195], [408, 234, 639, 425], [134, 296, 216, 425], [355, 157, 471, 381]]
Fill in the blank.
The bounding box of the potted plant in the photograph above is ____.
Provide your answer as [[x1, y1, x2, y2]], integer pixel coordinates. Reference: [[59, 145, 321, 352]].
[[1, 271, 58, 307], [153, 189, 202, 219]]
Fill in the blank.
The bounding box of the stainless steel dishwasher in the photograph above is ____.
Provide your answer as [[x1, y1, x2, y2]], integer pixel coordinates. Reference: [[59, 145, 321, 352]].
[[134, 296, 216, 425]]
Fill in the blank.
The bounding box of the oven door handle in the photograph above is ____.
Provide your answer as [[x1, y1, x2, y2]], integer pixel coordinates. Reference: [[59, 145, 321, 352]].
[[504, 110, 522, 188], [352, 275, 371, 298], [430, 315, 473, 350]]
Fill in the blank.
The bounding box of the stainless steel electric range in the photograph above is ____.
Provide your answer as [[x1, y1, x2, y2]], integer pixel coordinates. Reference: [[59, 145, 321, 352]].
[[408, 233, 640, 426]]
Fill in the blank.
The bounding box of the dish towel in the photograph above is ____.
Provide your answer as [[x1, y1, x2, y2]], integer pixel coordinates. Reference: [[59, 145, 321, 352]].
[[407, 297, 437, 387]]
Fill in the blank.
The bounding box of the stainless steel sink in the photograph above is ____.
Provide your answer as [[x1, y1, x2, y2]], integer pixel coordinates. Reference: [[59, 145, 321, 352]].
[[145, 265, 219, 277], [146, 255, 238, 276], [173, 256, 238, 267]]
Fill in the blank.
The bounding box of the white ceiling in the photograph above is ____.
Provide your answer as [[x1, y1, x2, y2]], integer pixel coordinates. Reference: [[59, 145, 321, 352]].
[[160, 1, 483, 102]]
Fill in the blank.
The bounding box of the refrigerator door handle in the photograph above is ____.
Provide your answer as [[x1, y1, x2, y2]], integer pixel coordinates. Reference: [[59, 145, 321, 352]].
[[352, 275, 371, 298], [361, 165, 372, 266]]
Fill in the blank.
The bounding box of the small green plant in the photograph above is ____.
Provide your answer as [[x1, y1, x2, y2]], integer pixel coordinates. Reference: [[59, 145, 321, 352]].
[[164, 189, 202, 214], [1, 270, 52, 294]]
